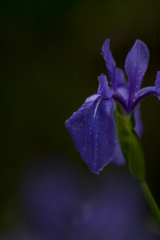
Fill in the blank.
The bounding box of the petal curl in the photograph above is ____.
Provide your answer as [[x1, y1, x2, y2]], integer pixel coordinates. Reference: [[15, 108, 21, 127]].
[[131, 86, 157, 110], [125, 40, 149, 107], [65, 94, 116, 174], [97, 74, 112, 98]]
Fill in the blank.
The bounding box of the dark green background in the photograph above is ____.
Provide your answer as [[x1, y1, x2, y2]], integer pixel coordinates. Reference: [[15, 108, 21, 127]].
[[1, 0, 160, 230]]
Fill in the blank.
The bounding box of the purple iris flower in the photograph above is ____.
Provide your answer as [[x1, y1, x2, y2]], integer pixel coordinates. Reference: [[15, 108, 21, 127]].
[[65, 39, 160, 174]]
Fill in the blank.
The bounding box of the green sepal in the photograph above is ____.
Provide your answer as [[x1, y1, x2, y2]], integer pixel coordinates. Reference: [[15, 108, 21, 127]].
[[130, 112, 136, 128], [114, 109, 131, 165], [114, 108, 146, 181]]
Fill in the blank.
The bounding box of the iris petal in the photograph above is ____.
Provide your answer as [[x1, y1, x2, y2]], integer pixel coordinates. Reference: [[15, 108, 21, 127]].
[[65, 95, 116, 174], [102, 39, 129, 97], [155, 71, 160, 100], [131, 86, 157, 110], [102, 39, 116, 90], [115, 68, 127, 88], [134, 104, 143, 139], [125, 40, 149, 108], [97, 74, 112, 98]]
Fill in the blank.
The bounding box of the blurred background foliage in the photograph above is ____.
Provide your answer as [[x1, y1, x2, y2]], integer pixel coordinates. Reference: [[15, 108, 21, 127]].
[[1, 0, 160, 235]]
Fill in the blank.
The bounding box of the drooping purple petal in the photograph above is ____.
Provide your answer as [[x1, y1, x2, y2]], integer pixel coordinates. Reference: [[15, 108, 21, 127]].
[[125, 40, 149, 109], [97, 74, 112, 98], [131, 86, 158, 111], [155, 71, 160, 100], [102, 39, 116, 90], [65, 94, 116, 174]]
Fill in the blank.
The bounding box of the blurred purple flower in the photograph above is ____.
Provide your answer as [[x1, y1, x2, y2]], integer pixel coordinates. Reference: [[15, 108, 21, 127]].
[[75, 172, 145, 240], [21, 154, 83, 240], [65, 39, 160, 173], [20, 154, 160, 240]]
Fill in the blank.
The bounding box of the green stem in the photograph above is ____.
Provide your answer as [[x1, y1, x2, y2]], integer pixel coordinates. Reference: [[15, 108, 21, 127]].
[[140, 180, 160, 227]]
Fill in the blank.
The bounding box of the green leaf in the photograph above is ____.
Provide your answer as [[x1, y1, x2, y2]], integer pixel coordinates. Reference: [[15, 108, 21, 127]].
[[130, 112, 136, 128], [114, 108, 146, 181], [114, 109, 131, 165]]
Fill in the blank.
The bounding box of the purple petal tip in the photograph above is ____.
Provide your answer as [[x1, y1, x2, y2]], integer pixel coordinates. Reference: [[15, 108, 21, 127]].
[[125, 39, 150, 103], [97, 74, 112, 98], [155, 71, 160, 100]]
